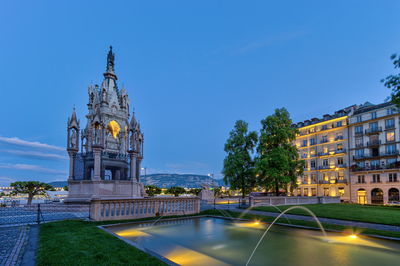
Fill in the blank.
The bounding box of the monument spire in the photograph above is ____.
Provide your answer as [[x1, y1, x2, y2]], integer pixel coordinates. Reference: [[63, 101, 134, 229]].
[[103, 45, 117, 80]]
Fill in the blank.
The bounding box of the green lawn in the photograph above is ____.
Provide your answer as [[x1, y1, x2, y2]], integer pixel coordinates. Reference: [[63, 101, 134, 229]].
[[251, 204, 400, 226], [37, 219, 166, 266]]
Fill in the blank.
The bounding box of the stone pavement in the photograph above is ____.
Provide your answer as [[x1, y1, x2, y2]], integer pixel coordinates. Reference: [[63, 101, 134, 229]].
[[0, 226, 30, 266], [227, 208, 400, 232]]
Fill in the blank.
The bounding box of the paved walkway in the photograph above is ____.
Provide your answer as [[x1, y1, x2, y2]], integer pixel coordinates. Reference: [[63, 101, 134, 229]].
[[226, 208, 400, 232], [0, 226, 30, 266]]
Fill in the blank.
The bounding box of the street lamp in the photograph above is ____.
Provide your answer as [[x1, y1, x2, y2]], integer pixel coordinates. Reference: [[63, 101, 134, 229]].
[[141, 167, 147, 178]]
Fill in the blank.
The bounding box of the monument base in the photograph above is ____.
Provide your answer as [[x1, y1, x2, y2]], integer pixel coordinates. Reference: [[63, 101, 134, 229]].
[[64, 180, 145, 204]]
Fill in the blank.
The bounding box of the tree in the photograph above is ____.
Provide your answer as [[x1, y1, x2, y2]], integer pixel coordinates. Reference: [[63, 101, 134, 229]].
[[189, 188, 201, 196], [382, 54, 400, 107], [63, 185, 69, 191], [11, 181, 54, 205], [166, 186, 186, 197], [255, 108, 305, 195], [145, 185, 162, 197], [213, 186, 222, 198], [223, 120, 258, 200]]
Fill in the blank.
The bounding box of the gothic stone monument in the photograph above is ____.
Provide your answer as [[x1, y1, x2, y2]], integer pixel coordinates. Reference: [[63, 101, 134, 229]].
[[65, 47, 145, 203]]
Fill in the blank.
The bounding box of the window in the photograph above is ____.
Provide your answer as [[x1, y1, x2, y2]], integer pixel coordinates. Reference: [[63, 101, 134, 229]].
[[338, 172, 344, 180], [335, 133, 343, 141], [297, 188, 301, 196], [324, 188, 329, 196], [310, 160, 316, 168], [310, 138, 316, 145], [371, 112, 377, 119], [387, 158, 397, 166], [357, 175, 365, 183], [310, 149, 316, 157], [321, 125, 328, 130], [357, 161, 365, 168], [355, 137, 363, 147], [309, 127, 315, 133], [337, 157, 344, 165], [386, 131, 395, 142], [372, 174, 381, 183], [355, 125, 363, 134], [311, 174, 317, 183], [301, 152, 308, 159], [387, 108, 396, 115], [370, 122, 378, 130], [304, 188, 309, 197], [389, 173, 398, 182], [385, 118, 395, 129], [337, 143, 343, 151], [321, 135, 328, 143], [338, 187, 345, 197], [303, 161, 308, 169], [371, 160, 380, 167], [386, 144, 396, 154], [323, 173, 328, 181], [311, 188, 317, 196], [336, 121, 342, 127], [355, 149, 364, 157], [356, 116, 362, 122], [323, 159, 328, 167], [302, 140, 308, 147]]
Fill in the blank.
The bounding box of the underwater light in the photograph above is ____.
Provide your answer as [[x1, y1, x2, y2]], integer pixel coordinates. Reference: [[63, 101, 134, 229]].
[[349, 234, 358, 239]]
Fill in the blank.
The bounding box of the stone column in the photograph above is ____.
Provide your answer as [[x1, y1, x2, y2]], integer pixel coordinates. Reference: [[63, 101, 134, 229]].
[[136, 158, 142, 182], [67, 149, 77, 180], [129, 152, 137, 181], [92, 147, 102, 181]]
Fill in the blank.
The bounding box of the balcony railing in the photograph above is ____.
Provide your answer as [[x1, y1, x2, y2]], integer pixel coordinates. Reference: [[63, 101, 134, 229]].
[[353, 151, 398, 160], [320, 139, 329, 144], [350, 163, 400, 172], [366, 140, 381, 147], [365, 127, 382, 134], [355, 143, 364, 148], [355, 131, 364, 136], [385, 124, 395, 130]]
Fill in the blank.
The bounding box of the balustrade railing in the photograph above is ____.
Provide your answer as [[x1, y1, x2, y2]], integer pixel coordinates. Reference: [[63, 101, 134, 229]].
[[90, 197, 200, 221]]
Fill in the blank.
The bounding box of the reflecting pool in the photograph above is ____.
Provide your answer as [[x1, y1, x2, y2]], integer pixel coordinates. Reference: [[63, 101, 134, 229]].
[[105, 217, 400, 266]]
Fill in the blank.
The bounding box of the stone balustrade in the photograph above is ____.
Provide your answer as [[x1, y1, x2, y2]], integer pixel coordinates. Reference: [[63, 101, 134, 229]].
[[90, 197, 200, 221], [249, 196, 340, 207]]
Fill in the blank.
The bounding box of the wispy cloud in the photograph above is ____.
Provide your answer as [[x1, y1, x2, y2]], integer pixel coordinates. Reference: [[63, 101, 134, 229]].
[[0, 136, 64, 151], [232, 31, 307, 55], [0, 163, 67, 174], [1, 149, 68, 160]]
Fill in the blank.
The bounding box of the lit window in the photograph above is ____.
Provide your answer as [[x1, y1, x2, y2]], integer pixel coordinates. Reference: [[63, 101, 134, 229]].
[[386, 131, 395, 142]]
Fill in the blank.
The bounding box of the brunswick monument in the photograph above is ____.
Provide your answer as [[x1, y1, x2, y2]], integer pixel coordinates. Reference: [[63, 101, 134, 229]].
[[65, 47, 146, 203]]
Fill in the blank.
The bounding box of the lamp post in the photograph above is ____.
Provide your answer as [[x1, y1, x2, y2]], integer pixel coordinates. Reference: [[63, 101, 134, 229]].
[[141, 167, 147, 179]]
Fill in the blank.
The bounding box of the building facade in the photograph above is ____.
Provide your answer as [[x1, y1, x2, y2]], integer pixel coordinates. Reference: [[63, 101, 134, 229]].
[[294, 102, 400, 204], [66, 47, 146, 203], [349, 102, 400, 204], [294, 107, 356, 201]]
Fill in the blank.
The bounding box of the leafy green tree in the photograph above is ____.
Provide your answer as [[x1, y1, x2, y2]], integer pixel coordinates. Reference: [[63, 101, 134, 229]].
[[189, 188, 201, 196], [11, 181, 54, 205], [382, 54, 400, 107], [213, 186, 222, 198], [255, 108, 304, 195], [63, 185, 69, 191], [145, 185, 162, 197], [166, 186, 186, 197], [223, 120, 258, 200]]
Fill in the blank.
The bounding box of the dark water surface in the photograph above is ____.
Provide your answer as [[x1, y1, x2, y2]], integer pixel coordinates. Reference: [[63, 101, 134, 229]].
[[106, 217, 400, 266]]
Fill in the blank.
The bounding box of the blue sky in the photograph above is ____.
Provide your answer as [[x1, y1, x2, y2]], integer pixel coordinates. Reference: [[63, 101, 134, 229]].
[[0, 0, 399, 186]]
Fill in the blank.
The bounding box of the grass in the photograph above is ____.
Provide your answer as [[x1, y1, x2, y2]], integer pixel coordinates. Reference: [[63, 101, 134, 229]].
[[37, 219, 167, 266], [251, 203, 400, 226], [203, 209, 400, 239]]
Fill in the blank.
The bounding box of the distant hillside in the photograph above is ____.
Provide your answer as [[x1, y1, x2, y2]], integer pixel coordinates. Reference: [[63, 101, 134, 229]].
[[141, 174, 226, 188], [49, 174, 227, 188], [48, 181, 68, 187]]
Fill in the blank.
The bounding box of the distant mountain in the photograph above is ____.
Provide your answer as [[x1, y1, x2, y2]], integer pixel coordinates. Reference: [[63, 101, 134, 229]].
[[141, 174, 226, 188], [49, 174, 227, 189], [48, 181, 68, 187]]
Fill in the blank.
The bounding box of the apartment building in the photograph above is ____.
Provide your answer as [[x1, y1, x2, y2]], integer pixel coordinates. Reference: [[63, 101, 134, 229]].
[[349, 102, 400, 204], [293, 106, 356, 201]]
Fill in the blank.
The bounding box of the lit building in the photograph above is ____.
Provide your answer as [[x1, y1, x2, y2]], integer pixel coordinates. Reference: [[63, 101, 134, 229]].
[[349, 102, 400, 204], [293, 106, 357, 201]]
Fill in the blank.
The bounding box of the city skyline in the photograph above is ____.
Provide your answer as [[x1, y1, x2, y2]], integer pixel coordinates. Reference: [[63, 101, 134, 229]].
[[1, 0, 400, 186]]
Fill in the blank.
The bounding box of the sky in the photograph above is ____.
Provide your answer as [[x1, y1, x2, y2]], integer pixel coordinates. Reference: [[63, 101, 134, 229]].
[[0, 0, 399, 186]]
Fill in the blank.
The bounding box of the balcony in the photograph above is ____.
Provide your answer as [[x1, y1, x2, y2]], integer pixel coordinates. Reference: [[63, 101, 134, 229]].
[[366, 140, 381, 147], [355, 142, 364, 148], [365, 127, 382, 135], [320, 139, 329, 144], [318, 165, 331, 170], [355, 131, 364, 136], [353, 151, 398, 160], [335, 136, 344, 141], [350, 163, 400, 172], [386, 180, 399, 183], [318, 180, 330, 184], [385, 124, 395, 130]]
